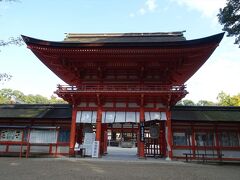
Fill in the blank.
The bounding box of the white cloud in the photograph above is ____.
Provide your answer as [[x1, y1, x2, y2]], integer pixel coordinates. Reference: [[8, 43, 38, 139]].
[[129, 13, 135, 18], [129, 0, 158, 17], [171, 0, 227, 18], [146, 0, 158, 11], [139, 8, 146, 15]]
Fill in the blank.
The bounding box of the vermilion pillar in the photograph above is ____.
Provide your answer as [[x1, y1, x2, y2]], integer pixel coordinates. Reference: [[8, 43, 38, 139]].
[[191, 125, 196, 158], [138, 106, 145, 158], [101, 124, 108, 154], [215, 125, 221, 160], [69, 106, 77, 156], [96, 105, 102, 156], [166, 111, 173, 160]]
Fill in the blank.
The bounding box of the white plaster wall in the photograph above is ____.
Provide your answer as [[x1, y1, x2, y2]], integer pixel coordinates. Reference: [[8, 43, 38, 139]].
[[173, 149, 190, 157], [8, 145, 21, 152], [29, 146, 49, 153], [57, 146, 69, 153], [0, 145, 6, 152], [222, 150, 240, 158]]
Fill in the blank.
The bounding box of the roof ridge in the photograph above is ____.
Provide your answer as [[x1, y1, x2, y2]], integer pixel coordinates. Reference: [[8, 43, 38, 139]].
[[65, 31, 186, 38]]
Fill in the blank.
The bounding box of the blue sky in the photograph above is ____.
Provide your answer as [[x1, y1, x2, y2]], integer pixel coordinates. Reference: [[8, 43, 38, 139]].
[[0, 0, 239, 102]]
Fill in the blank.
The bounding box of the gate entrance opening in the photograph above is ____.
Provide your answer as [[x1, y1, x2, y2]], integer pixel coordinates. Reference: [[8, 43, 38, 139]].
[[75, 119, 166, 158], [144, 121, 165, 158]]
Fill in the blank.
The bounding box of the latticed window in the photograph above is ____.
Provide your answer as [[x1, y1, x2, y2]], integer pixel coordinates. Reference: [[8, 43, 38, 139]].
[[195, 132, 214, 147], [58, 129, 70, 143], [29, 129, 57, 144], [220, 131, 239, 147], [173, 131, 191, 146]]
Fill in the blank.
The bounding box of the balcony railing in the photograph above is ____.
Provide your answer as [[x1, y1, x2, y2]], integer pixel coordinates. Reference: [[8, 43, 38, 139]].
[[56, 84, 186, 93]]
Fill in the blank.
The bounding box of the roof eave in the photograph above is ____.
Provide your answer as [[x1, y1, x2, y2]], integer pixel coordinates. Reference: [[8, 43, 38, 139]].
[[21, 32, 225, 48]]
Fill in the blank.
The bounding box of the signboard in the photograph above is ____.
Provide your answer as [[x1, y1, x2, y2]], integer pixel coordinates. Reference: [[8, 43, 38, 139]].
[[149, 125, 159, 139], [83, 133, 95, 156], [92, 141, 99, 158], [140, 122, 145, 142], [0, 129, 23, 142]]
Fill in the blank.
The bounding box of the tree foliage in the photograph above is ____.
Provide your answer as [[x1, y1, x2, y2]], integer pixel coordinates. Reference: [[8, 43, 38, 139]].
[[177, 99, 195, 106], [0, 88, 66, 104], [177, 92, 240, 106], [0, 0, 22, 81], [177, 99, 216, 106], [217, 91, 240, 106], [0, 37, 23, 47], [196, 100, 216, 106], [218, 0, 240, 47], [0, 0, 23, 48], [0, 73, 12, 82]]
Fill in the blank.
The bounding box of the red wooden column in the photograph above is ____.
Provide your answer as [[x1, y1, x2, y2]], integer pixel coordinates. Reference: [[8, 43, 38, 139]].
[[166, 110, 173, 160], [76, 123, 83, 144], [160, 122, 166, 157], [96, 105, 102, 156], [69, 105, 77, 156], [138, 106, 145, 158], [101, 124, 108, 154], [191, 125, 196, 159], [161, 122, 167, 157], [215, 125, 221, 160]]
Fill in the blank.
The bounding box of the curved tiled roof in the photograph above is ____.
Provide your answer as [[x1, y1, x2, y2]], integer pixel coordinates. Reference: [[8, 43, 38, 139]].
[[63, 31, 186, 43], [172, 106, 240, 122], [0, 104, 71, 119], [0, 104, 239, 122]]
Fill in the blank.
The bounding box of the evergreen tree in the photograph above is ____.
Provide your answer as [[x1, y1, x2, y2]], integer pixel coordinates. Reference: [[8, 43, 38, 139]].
[[218, 0, 240, 47]]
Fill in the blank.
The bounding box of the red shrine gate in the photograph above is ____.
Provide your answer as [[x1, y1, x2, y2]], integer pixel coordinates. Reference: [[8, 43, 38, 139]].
[[55, 84, 186, 158], [22, 32, 224, 158]]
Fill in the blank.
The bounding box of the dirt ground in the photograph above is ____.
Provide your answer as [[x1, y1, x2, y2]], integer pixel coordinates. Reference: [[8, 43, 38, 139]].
[[0, 157, 240, 180]]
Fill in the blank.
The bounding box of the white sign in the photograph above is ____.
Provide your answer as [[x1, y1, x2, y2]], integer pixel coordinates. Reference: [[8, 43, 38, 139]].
[[0, 129, 23, 142], [92, 141, 99, 158], [83, 133, 95, 156]]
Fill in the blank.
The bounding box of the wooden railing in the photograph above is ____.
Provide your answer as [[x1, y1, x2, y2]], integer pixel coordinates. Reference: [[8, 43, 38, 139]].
[[56, 84, 186, 93]]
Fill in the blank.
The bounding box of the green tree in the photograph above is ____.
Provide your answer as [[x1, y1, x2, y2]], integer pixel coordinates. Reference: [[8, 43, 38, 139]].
[[0, 94, 9, 103], [0, 88, 66, 104], [0, 89, 25, 103], [217, 91, 240, 106], [182, 100, 195, 106], [196, 100, 216, 106], [0, 0, 22, 81], [23, 94, 49, 104], [0, 73, 12, 82], [0, 0, 23, 48], [0, 37, 23, 47], [218, 0, 240, 47], [176, 99, 195, 106], [49, 95, 67, 104]]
